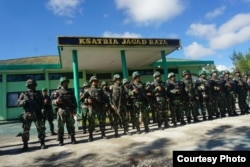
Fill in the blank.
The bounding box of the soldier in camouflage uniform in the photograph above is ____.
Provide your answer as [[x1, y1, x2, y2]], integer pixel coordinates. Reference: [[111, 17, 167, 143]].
[[195, 70, 212, 120], [41, 88, 57, 135], [110, 74, 130, 137], [82, 76, 106, 141], [79, 82, 89, 134], [151, 71, 169, 129], [101, 81, 114, 130], [182, 70, 200, 123], [123, 78, 135, 129], [145, 81, 156, 124], [233, 70, 249, 115], [221, 70, 238, 116], [166, 73, 186, 126], [52, 77, 77, 146], [129, 71, 150, 133], [17, 79, 47, 151], [208, 70, 226, 118]]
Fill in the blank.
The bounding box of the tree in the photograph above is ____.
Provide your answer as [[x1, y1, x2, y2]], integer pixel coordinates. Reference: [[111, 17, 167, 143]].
[[230, 49, 250, 74]]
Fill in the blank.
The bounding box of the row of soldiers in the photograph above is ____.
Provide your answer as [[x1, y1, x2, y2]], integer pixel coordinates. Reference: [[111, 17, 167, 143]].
[[79, 69, 250, 142], [17, 69, 250, 151]]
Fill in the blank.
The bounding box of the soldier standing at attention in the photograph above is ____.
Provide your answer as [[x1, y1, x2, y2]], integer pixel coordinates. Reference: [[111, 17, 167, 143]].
[[52, 77, 77, 146], [233, 70, 249, 115], [82, 76, 106, 141], [182, 70, 200, 123], [129, 71, 150, 133], [123, 78, 135, 129], [151, 71, 169, 129], [208, 70, 226, 118], [110, 74, 130, 137], [195, 70, 212, 120], [17, 79, 47, 151], [41, 88, 57, 135], [79, 82, 89, 134], [166, 73, 186, 126], [221, 70, 238, 116]]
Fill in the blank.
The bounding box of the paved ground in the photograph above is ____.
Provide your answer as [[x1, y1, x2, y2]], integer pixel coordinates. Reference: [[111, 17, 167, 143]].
[[0, 112, 250, 167]]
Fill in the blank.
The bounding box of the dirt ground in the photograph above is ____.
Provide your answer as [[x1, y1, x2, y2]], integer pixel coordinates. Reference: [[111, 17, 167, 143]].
[[0, 113, 250, 167]]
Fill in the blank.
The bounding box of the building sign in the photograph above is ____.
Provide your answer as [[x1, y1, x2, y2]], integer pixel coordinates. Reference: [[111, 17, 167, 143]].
[[58, 37, 180, 47]]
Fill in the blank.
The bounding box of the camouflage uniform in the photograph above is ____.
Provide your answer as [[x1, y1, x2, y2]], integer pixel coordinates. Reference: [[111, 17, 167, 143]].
[[17, 79, 46, 151], [110, 74, 129, 136], [208, 70, 226, 118], [221, 70, 238, 116], [82, 76, 105, 141], [123, 78, 135, 129], [101, 81, 114, 131], [129, 71, 150, 133], [41, 88, 57, 135], [79, 82, 89, 134], [52, 77, 77, 146], [166, 73, 186, 126], [195, 70, 212, 120], [233, 70, 249, 114], [182, 70, 200, 123], [151, 71, 169, 129]]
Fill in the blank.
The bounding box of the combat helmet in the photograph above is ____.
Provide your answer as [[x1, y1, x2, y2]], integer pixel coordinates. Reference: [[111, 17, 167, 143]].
[[101, 81, 107, 87], [132, 71, 141, 79], [26, 79, 37, 87], [89, 76, 98, 83], [182, 70, 190, 77], [210, 69, 217, 76], [82, 82, 89, 88], [198, 70, 206, 77], [59, 77, 69, 85], [122, 78, 129, 85], [153, 71, 161, 78], [168, 72, 175, 79], [222, 70, 230, 76], [113, 74, 121, 81]]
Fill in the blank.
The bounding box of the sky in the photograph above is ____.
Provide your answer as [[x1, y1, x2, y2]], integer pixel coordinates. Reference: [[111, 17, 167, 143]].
[[1, 0, 250, 71]]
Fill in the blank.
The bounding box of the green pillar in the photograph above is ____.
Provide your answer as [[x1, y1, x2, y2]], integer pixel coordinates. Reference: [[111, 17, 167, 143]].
[[161, 50, 168, 82], [120, 50, 128, 79], [72, 50, 81, 115]]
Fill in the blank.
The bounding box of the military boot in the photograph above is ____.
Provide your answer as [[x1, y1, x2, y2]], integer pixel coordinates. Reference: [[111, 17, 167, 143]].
[[144, 125, 149, 133], [88, 131, 93, 142], [59, 136, 64, 146], [22, 140, 29, 151], [164, 122, 170, 129], [136, 126, 141, 134], [71, 135, 77, 144], [40, 139, 47, 149], [180, 119, 186, 125], [82, 126, 87, 134]]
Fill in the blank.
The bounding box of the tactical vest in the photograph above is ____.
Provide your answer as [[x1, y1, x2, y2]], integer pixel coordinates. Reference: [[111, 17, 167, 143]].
[[55, 88, 76, 109], [87, 86, 103, 104]]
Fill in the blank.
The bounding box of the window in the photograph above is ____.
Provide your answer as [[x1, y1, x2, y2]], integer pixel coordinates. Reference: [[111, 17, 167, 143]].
[[96, 73, 112, 80], [49, 72, 83, 80], [7, 92, 21, 108], [157, 68, 179, 74], [0, 75, 2, 82], [7, 74, 45, 82]]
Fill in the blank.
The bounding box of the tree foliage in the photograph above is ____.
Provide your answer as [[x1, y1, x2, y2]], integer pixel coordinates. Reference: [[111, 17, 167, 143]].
[[230, 49, 250, 74]]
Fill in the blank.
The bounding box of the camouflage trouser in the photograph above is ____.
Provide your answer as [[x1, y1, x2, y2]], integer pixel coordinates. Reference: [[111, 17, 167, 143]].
[[42, 109, 55, 132], [81, 107, 88, 131], [84, 106, 96, 133], [133, 101, 149, 131], [57, 108, 75, 138], [238, 92, 248, 114], [96, 106, 106, 132], [21, 112, 46, 142], [155, 98, 169, 127], [170, 100, 185, 124], [225, 92, 236, 115], [211, 94, 226, 117], [113, 105, 129, 133], [184, 99, 199, 122]]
